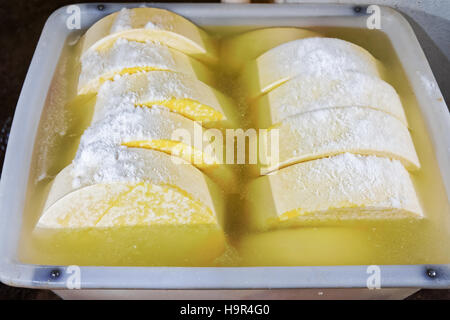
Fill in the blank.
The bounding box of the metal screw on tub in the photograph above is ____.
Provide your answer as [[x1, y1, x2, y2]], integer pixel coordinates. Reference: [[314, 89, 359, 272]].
[[426, 268, 437, 279], [97, 4, 105, 11], [353, 6, 362, 13], [49, 269, 61, 280]]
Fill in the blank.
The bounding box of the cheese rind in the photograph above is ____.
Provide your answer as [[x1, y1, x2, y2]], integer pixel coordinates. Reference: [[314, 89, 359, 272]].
[[246, 153, 423, 231], [242, 37, 381, 99], [94, 71, 238, 128], [78, 39, 215, 94], [80, 7, 218, 64], [221, 27, 321, 72], [261, 106, 419, 174], [255, 71, 408, 127]]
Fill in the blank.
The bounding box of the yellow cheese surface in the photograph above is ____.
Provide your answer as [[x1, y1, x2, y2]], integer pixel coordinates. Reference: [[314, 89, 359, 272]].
[[139, 98, 224, 122]]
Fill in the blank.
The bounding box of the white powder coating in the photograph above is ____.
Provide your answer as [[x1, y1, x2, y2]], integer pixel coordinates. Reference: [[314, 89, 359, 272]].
[[71, 106, 195, 188], [79, 39, 176, 93], [248, 153, 423, 230], [79, 37, 216, 95], [40, 184, 215, 228], [110, 8, 133, 33], [109, 8, 169, 33], [71, 143, 159, 189], [249, 37, 381, 97], [138, 71, 201, 100], [38, 181, 212, 228], [261, 71, 408, 126], [38, 147, 223, 228], [93, 71, 226, 122], [80, 7, 218, 66], [144, 21, 161, 30], [94, 184, 212, 227], [277, 153, 422, 215], [264, 106, 420, 173]]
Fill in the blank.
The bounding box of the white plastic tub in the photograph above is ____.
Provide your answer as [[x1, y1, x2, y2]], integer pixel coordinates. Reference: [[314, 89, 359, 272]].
[[0, 3, 449, 299]]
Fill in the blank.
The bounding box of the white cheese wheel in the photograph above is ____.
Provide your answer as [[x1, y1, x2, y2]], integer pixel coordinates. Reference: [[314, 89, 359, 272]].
[[242, 37, 381, 100], [80, 7, 218, 64], [255, 71, 407, 127], [78, 39, 215, 94], [260, 106, 419, 174], [75, 106, 237, 191], [35, 148, 226, 266], [246, 153, 423, 231], [39, 148, 225, 227], [94, 71, 238, 128]]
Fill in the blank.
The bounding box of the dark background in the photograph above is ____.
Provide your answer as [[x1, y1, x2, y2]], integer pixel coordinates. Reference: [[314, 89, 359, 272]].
[[0, 0, 448, 300]]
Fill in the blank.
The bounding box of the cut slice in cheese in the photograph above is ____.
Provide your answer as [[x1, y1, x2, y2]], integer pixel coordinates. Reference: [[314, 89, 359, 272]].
[[221, 27, 321, 72], [255, 71, 408, 128], [242, 37, 381, 100], [35, 148, 226, 266], [80, 7, 218, 64], [78, 38, 215, 94], [78, 106, 237, 191], [93, 71, 238, 128], [246, 153, 423, 231], [261, 106, 419, 174]]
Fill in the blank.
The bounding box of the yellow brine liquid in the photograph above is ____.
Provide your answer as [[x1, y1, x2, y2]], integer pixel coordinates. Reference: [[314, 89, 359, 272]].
[[18, 26, 450, 267]]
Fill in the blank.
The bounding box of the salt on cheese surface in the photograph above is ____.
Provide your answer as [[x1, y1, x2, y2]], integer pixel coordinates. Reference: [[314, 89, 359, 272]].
[[76, 105, 237, 191], [44, 148, 224, 221], [93, 71, 238, 128], [221, 27, 321, 72], [80, 7, 218, 64], [246, 153, 423, 231], [255, 71, 408, 128], [35, 148, 226, 266], [242, 37, 382, 100], [261, 106, 419, 174], [78, 38, 215, 94]]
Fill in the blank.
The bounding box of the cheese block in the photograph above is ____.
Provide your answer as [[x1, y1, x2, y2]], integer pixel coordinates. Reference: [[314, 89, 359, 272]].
[[40, 148, 224, 227], [35, 148, 226, 266], [80, 7, 218, 64], [93, 71, 238, 128], [242, 37, 381, 100], [77, 106, 237, 191], [260, 106, 419, 174], [78, 38, 215, 94], [246, 153, 423, 231], [221, 27, 321, 72], [255, 71, 408, 128]]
